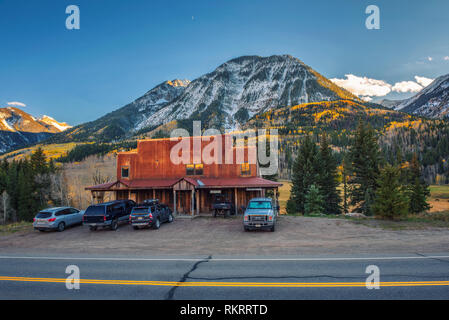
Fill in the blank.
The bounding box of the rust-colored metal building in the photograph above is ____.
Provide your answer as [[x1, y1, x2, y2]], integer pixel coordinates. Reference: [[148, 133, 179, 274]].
[[86, 135, 282, 215]]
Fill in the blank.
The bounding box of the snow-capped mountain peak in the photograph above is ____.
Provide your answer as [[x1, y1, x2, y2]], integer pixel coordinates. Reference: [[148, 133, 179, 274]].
[[146, 54, 359, 129], [0, 107, 72, 153], [396, 73, 449, 119]]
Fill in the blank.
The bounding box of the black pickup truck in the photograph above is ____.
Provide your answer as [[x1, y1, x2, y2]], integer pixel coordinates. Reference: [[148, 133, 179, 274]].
[[83, 200, 136, 231], [212, 195, 235, 218]]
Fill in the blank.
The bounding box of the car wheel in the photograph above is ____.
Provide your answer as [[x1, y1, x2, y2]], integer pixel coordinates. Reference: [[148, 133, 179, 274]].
[[244, 226, 249, 232], [89, 226, 97, 231], [270, 225, 275, 232], [213, 210, 217, 218], [153, 218, 160, 230], [111, 219, 118, 231], [38, 229, 45, 232], [133, 226, 139, 230], [168, 213, 174, 223], [57, 222, 65, 232]]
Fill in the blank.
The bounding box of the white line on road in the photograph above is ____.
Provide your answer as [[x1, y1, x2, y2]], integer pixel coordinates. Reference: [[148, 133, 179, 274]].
[[0, 255, 449, 262]]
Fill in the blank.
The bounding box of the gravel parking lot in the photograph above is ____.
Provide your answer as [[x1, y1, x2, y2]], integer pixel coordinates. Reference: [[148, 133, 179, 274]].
[[1, 216, 449, 256]]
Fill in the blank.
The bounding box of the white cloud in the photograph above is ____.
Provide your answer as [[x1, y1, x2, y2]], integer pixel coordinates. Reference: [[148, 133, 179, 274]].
[[7, 101, 26, 107], [392, 81, 423, 93], [361, 96, 373, 102], [414, 76, 434, 87], [444, 56, 449, 61], [330, 74, 392, 97], [331, 74, 434, 98]]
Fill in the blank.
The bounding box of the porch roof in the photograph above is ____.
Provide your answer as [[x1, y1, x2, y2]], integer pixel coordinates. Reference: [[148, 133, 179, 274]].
[[85, 176, 282, 191], [193, 177, 282, 188]]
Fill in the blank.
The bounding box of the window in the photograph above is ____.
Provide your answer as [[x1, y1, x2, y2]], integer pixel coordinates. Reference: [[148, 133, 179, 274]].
[[36, 212, 52, 218], [186, 164, 203, 175], [241, 162, 250, 176], [121, 166, 129, 178], [186, 164, 195, 175], [194, 164, 203, 175], [248, 201, 272, 209]]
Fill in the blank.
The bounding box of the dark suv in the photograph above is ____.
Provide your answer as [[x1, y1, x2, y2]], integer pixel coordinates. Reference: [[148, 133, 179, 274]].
[[83, 200, 136, 231], [130, 199, 174, 230]]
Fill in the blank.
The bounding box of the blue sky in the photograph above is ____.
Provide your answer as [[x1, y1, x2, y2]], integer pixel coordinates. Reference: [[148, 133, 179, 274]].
[[1, 0, 449, 125]]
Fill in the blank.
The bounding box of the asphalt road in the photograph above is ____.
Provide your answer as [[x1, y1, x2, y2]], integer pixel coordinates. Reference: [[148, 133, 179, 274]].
[[1, 253, 449, 300]]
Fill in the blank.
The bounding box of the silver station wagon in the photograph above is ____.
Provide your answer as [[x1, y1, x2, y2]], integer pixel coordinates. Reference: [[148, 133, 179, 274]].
[[33, 207, 84, 232]]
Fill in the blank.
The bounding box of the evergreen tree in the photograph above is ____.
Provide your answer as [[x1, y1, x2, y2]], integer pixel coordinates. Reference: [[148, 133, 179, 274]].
[[317, 133, 341, 214], [373, 165, 409, 219], [30, 147, 47, 174], [407, 153, 431, 213], [342, 154, 350, 214], [287, 135, 320, 214], [304, 184, 325, 215], [348, 121, 382, 215]]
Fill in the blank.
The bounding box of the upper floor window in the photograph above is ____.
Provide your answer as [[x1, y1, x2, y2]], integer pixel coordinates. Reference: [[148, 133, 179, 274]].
[[186, 163, 203, 176], [121, 166, 129, 178], [241, 163, 251, 176], [186, 164, 194, 175], [194, 163, 203, 175]]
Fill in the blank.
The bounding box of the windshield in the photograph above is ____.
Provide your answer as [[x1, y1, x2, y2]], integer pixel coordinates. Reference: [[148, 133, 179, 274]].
[[84, 206, 105, 215], [132, 207, 151, 214], [247, 201, 272, 209], [36, 212, 52, 218]]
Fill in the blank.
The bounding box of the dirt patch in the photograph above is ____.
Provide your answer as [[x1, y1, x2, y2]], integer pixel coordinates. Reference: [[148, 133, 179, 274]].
[[0, 216, 448, 256]]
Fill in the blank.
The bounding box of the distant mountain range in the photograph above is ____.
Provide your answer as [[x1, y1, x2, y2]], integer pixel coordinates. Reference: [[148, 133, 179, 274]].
[[395, 74, 449, 119], [0, 107, 71, 153], [3, 55, 449, 154]]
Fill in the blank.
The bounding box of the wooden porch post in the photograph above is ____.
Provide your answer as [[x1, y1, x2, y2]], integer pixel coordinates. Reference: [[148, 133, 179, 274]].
[[196, 189, 199, 215], [274, 188, 278, 215], [234, 188, 238, 215], [173, 189, 177, 215], [153, 189, 155, 200], [191, 190, 194, 216]]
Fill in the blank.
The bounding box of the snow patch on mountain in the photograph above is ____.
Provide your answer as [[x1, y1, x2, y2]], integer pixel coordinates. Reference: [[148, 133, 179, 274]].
[[39, 115, 72, 131]]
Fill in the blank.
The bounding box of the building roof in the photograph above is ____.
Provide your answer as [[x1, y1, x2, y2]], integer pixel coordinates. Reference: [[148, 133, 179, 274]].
[[193, 177, 282, 188], [85, 176, 282, 191], [128, 179, 180, 189]]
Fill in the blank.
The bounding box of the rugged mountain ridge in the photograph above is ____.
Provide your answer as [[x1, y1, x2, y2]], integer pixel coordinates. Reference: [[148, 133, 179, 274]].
[[0, 107, 71, 153], [49, 55, 359, 143], [149, 55, 359, 129], [396, 74, 449, 119]]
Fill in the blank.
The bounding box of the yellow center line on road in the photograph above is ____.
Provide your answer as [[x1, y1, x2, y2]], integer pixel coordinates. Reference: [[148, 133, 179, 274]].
[[1, 276, 449, 287]]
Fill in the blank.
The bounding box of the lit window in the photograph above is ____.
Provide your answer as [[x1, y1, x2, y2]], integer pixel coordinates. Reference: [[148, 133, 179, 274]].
[[186, 164, 203, 175], [241, 163, 250, 176], [121, 166, 129, 178]]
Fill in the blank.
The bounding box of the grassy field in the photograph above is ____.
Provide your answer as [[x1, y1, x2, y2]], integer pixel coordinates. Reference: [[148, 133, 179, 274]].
[[0, 142, 88, 162], [0, 221, 32, 236], [278, 180, 449, 215]]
